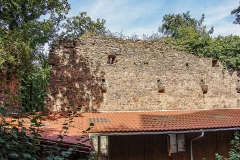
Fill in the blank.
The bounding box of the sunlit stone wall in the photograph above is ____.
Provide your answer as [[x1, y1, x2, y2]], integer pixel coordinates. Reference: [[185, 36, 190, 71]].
[[47, 36, 240, 112]]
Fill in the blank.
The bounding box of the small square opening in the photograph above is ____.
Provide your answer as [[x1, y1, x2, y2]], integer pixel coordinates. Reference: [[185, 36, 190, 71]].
[[157, 80, 165, 93], [212, 59, 218, 67], [108, 55, 116, 64]]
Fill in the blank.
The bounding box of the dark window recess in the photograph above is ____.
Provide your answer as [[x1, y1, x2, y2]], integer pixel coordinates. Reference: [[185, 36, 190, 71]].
[[186, 63, 189, 67], [212, 59, 218, 67], [144, 62, 149, 65], [236, 80, 240, 93], [237, 88, 240, 93], [108, 55, 116, 64], [200, 80, 208, 94], [101, 79, 106, 93], [157, 80, 165, 93]]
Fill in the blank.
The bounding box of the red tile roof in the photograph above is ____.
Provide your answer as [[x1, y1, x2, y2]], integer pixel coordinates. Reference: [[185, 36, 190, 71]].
[[10, 109, 239, 146], [76, 109, 240, 133]]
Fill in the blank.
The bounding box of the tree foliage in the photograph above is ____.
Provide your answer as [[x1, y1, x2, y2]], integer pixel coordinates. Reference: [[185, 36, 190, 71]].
[[164, 33, 240, 72], [0, 28, 33, 74], [0, 1, 77, 159], [60, 12, 106, 38], [0, 1, 100, 159], [158, 11, 213, 38], [0, 98, 77, 159], [231, 1, 240, 24], [0, 0, 70, 30], [159, 12, 240, 73], [0, 0, 71, 111], [0, 0, 70, 75], [20, 53, 51, 112]]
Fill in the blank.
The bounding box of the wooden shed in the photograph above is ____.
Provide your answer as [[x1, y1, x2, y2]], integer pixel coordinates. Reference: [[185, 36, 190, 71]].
[[34, 109, 240, 160]]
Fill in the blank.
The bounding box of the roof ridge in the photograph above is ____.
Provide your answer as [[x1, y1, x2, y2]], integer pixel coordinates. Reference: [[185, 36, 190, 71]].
[[86, 108, 240, 113]]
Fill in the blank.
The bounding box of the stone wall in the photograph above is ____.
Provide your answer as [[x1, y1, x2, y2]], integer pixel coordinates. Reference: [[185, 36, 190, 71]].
[[47, 36, 240, 112]]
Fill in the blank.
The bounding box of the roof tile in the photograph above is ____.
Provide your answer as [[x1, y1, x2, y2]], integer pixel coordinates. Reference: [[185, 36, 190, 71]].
[[16, 109, 240, 145], [72, 109, 240, 133]]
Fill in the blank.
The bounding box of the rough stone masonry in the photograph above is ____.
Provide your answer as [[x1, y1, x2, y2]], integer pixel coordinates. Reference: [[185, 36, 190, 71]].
[[47, 35, 240, 112]]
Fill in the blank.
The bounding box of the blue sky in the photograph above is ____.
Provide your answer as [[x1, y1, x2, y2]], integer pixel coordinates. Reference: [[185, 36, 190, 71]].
[[67, 0, 239, 37]]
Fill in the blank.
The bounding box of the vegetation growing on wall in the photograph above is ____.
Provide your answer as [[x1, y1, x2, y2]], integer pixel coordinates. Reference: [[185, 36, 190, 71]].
[[158, 12, 240, 73]]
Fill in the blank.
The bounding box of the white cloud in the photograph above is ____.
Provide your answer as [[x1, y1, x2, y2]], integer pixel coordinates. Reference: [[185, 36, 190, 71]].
[[188, 0, 240, 36], [213, 23, 240, 37]]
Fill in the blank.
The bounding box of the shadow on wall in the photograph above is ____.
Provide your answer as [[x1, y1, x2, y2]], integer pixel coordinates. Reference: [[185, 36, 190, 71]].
[[47, 39, 104, 112]]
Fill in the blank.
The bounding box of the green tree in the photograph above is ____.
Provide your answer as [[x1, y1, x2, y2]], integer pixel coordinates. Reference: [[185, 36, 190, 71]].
[[60, 12, 106, 38], [158, 11, 213, 38], [20, 53, 51, 112], [0, 28, 33, 75], [231, 1, 240, 24], [0, 1, 75, 159], [159, 12, 240, 73], [0, 0, 71, 111], [0, 0, 70, 75]]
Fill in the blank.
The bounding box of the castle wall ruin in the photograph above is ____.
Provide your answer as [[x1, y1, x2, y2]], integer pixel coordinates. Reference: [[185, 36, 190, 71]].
[[47, 36, 240, 112]]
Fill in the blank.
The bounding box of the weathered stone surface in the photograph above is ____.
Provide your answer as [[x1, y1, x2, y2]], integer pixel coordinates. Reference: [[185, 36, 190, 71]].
[[47, 36, 240, 112]]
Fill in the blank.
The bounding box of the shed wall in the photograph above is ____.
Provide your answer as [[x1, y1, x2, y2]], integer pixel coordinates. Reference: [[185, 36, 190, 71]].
[[108, 131, 234, 160]]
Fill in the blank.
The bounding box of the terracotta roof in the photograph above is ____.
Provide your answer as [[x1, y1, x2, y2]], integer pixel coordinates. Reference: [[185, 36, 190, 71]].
[[6, 109, 238, 147], [36, 109, 240, 135], [84, 109, 240, 133]]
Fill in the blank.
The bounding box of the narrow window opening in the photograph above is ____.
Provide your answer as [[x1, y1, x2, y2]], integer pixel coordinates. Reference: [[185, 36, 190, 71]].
[[212, 59, 218, 67], [200, 80, 208, 94], [236, 80, 240, 93], [186, 63, 189, 67], [157, 80, 165, 93], [109, 57, 113, 64], [108, 55, 116, 64], [101, 79, 106, 93], [144, 62, 149, 65]]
